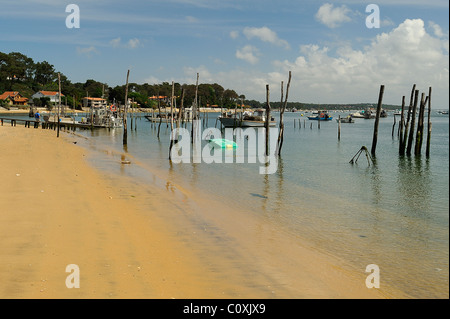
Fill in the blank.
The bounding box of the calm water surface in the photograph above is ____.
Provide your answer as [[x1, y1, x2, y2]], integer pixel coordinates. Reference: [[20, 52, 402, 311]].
[[6, 110, 448, 298]]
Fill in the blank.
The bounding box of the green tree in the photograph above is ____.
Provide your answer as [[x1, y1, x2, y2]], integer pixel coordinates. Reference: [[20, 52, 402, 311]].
[[34, 61, 56, 85]]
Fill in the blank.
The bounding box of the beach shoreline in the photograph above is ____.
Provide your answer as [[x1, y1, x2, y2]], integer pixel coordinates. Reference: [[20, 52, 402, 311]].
[[0, 124, 402, 299]]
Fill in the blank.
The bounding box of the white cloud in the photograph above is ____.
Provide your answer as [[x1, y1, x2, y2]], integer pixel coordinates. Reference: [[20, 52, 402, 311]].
[[236, 45, 260, 64], [144, 76, 160, 84], [127, 38, 140, 49], [109, 37, 141, 49], [315, 3, 352, 28], [110, 37, 121, 48], [183, 65, 213, 83], [185, 15, 198, 23], [428, 21, 445, 38], [230, 30, 239, 39], [243, 26, 290, 49], [270, 19, 449, 105], [76, 46, 99, 57]]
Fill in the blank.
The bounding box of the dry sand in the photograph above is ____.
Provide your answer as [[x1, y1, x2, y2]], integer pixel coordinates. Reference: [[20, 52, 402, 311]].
[[0, 124, 396, 299]]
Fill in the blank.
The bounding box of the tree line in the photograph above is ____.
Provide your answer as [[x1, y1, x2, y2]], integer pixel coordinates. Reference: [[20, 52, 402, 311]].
[[0, 51, 244, 110]]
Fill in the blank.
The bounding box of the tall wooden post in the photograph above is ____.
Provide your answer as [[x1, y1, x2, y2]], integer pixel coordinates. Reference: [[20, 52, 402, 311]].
[[265, 84, 271, 156], [371, 85, 384, 157], [426, 87, 432, 157], [57, 72, 61, 137], [276, 71, 292, 156], [338, 115, 341, 141], [415, 93, 427, 155], [401, 85, 416, 155], [123, 69, 130, 145], [398, 96, 406, 154], [191, 73, 199, 144], [406, 90, 419, 156]]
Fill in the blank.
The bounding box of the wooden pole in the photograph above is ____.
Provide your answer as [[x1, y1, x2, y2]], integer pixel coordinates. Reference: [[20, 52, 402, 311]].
[[338, 115, 341, 141], [426, 87, 432, 157], [371, 84, 385, 157], [276, 71, 291, 156], [392, 114, 396, 138], [123, 69, 130, 145], [401, 85, 416, 155], [57, 73, 61, 137], [406, 90, 419, 156], [170, 81, 174, 131], [398, 96, 406, 155], [157, 95, 162, 138], [414, 93, 426, 155], [177, 88, 184, 128], [191, 73, 199, 144], [265, 84, 270, 156]]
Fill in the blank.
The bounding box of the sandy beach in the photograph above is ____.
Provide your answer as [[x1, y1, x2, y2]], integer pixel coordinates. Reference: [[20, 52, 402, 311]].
[[0, 123, 397, 299]]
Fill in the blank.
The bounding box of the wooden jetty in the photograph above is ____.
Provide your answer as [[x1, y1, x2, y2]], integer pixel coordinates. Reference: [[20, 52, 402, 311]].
[[0, 117, 108, 131]]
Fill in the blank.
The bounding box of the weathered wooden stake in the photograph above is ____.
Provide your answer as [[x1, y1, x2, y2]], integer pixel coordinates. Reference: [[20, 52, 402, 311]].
[[123, 69, 130, 145], [191, 73, 199, 144], [265, 84, 270, 156], [276, 71, 292, 156], [401, 85, 416, 155], [57, 72, 61, 138], [406, 90, 419, 156], [414, 93, 427, 155], [157, 95, 162, 138], [398, 96, 406, 154], [426, 87, 432, 157], [338, 115, 341, 141], [371, 84, 385, 157], [392, 114, 396, 138]]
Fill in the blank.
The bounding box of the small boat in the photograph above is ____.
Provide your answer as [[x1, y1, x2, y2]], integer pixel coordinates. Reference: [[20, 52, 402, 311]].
[[209, 138, 237, 148], [364, 108, 376, 119], [308, 111, 332, 121], [351, 111, 365, 118], [438, 110, 449, 115], [219, 109, 276, 128], [336, 115, 354, 123], [79, 105, 123, 128]]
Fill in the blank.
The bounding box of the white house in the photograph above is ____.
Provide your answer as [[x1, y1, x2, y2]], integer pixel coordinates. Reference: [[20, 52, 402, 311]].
[[32, 91, 64, 103]]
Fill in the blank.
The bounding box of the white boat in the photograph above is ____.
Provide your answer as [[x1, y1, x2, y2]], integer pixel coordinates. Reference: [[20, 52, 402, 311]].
[[351, 111, 365, 118], [336, 115, 354, 123], [219, 109, 276, 128], [80, 105, 123, 128]]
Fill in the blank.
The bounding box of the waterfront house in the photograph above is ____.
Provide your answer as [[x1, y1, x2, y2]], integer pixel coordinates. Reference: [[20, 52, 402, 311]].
[[0, 91, 29, 106], [32, 91, 64, 103]]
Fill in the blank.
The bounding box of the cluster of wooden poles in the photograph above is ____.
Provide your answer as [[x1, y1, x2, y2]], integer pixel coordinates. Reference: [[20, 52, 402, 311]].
[[354, 84, 433, 166], [396, 84, 432, 157]]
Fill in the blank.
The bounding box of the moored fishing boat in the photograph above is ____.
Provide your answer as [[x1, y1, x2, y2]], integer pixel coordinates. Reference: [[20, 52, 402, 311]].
[[308, 111, 332, 121], [336, 115, 354, 123], [219, 109, 276, 127]]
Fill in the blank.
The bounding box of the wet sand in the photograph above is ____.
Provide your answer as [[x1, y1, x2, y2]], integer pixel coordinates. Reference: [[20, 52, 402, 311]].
[[0, 124, 396, 298]]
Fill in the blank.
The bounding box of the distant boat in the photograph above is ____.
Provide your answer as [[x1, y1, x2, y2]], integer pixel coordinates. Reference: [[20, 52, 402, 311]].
[[336, 115, 354, 123], [308, 111, 332, 121], [438, 110, 449, 115], [351, 111, 365, 118], [209, 138, 237, 148], [219, 109, 276, 127], [80, 105, 123, 128]]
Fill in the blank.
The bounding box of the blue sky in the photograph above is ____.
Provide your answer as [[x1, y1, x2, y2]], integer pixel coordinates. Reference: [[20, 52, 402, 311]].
[[1, 0, 448, 107]]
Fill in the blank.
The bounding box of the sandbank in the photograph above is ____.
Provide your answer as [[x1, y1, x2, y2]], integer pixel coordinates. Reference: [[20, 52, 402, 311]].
[[0, 124, 396, 299]]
